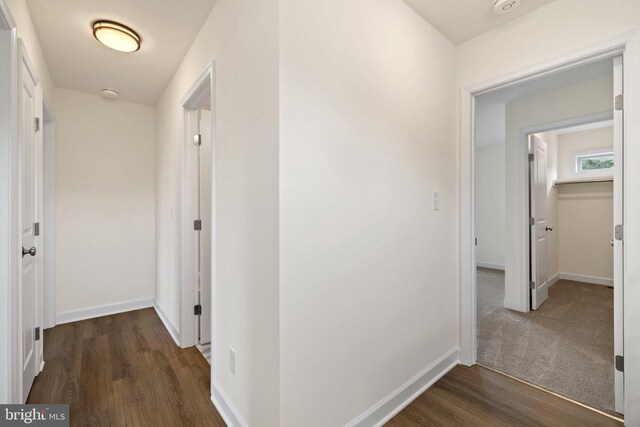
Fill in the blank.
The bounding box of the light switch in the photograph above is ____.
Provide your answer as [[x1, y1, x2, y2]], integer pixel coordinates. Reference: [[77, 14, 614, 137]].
[[432, 191, 440, 211]]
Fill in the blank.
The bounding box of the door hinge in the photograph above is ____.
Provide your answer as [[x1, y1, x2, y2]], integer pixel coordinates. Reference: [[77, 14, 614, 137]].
[[194, 304, 202, 316], [615, 224, 623, 241], [34, 117, 40, 132], [530, 281, 536, 290], [615, 94, 623, 111], [35, 327, 40, 341], [193, 134, 202, 146], [529, 217, 535, 226], [34, 222, 40, 236], [528, 153, 534, 162], [194, 220, 202, 231], [616, 355, 624, 372]]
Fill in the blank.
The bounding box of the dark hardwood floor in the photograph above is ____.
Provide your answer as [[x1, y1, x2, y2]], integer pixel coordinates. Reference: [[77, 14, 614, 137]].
[[27, 308, 225, 427], [29, 308, 622, 426], [387, 365, 622, 427]]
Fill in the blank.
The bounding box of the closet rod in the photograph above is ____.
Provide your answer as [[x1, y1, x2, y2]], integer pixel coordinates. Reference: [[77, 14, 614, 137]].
[[553, 177, 613, 186]]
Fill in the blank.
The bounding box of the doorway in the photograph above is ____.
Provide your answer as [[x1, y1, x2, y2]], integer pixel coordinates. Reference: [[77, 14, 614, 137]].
[[471, 55, 624, 418], [179, 64, 216, 361]]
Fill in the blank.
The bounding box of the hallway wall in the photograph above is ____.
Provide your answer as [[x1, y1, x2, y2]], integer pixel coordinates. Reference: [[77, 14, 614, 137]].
[[279, 0, 456, 425], [154, 0, 279, 425], [54, 87, 156, 320], [5, 0, 53, 100]]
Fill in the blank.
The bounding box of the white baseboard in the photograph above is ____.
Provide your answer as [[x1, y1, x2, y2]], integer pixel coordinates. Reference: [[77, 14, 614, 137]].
[[558, 273, 613, 287], [346, 347, 460, 427], [503, 299, 522, 311], [211, 382, 249, 427], [476, 262, 505, 271], [56, 298, 155, 325], [548, 273, 560, 286], [154, 303, 181, 346]]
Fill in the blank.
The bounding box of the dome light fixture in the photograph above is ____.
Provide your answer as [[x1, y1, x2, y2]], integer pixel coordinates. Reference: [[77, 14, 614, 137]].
[[92, 20, 141, 53]]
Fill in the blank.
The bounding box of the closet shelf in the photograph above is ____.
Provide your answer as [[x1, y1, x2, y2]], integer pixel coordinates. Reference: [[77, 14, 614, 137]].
[[553, 176, 613, 186]]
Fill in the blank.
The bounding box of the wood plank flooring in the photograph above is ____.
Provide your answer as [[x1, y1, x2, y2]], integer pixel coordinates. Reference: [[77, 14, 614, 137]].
[[27, 308, 225, 427], [29, 308, 622, 426], [387, 365, 622, 427]]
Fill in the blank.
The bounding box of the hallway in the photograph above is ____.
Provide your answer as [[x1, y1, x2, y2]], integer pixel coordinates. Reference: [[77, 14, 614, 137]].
[[28, 309, 620, 427], [27, 309, 225, 426]]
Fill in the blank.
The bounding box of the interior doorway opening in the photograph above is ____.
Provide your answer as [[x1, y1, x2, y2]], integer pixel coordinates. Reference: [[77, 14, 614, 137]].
[[179, 64, 215, 368], [473, 56, 623, 419]]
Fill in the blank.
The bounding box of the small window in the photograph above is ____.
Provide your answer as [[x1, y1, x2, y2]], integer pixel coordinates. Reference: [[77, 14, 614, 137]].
[[576, 152, 614, 174]]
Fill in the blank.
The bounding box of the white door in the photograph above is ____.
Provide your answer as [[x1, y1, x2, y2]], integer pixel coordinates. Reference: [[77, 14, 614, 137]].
[[198, 110, 212, 344], [19, 45, 40, 402], [613, 55, 624, 415], [529, 136, 549, 310]]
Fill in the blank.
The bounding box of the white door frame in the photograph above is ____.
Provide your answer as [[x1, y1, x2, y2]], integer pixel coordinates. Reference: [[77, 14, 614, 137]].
[[520, 111, 613, 312], [459, 29, 640, 424], [179, 62, 216, 349], [42, 96, 55, 331], [0, 0, 18, 404]]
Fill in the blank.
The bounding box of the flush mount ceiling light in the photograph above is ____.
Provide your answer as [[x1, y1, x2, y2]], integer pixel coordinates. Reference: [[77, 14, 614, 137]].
[[494, 0, 521, 14], [92, 20, 141, 52]]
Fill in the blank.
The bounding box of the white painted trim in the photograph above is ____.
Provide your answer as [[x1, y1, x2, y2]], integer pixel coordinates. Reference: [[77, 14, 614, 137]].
[[502, 299, 521, 311], [476, 262, 504, 270], [153, 303, 180, 346], [459, 29, 640, 424], [56, 298, 154, 325], [211, 382, 249, 427], [0, 0, 18, 402], [347, 348, 459, 427], [557, 273, 613, 287], [42, 103, 54, 329], [179, 62, 216, 350], [548, 272, 560, 287]]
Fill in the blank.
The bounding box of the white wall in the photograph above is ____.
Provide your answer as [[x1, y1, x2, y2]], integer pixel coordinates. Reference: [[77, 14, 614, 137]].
[[280, 0, 456, 425], [154, 0, 279, 425], [5, 0, 52, 100], [53, 87, 156, 317], [556, 126, 614, 283], [502, 76, 612, 309], [475, 144, 505, 269]]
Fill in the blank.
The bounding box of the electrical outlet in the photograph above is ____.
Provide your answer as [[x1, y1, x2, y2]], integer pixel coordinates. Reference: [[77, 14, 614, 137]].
[[432, 191, 440, 211], [229, 348, 236, 375]]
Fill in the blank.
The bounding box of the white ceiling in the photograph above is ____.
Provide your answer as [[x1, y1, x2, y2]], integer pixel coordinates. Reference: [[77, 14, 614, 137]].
[[402, 0, 557, 45], [27, 0, 217, 106]]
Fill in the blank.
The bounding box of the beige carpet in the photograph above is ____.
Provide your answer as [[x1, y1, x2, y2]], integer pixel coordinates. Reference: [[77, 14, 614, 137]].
[[477, 268, 617, 415]]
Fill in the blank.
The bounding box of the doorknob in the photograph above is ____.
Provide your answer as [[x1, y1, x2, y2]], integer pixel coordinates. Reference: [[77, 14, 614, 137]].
[[545, 227, 554, 231], [22, 246, 36, 257]]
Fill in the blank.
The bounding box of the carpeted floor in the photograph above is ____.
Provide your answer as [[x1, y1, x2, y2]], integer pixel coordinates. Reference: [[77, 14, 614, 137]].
[[477, 268, 617, 415]]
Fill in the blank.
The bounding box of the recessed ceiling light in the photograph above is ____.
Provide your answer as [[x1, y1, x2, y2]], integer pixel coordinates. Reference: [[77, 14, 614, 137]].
[[92, 20, 141, 52], [101, 88, 119, 99]]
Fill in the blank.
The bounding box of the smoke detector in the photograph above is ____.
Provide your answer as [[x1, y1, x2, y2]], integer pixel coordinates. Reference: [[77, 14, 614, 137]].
[[494, 0, 521, 14], [101, 88, 119, 99]]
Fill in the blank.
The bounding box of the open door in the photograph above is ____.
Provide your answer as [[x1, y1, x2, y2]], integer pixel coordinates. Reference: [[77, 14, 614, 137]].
[[529, 135, 549, 310], [198, 110, 212, 345], [18, 42, 42, 402], [613, 55, 624, 415]]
